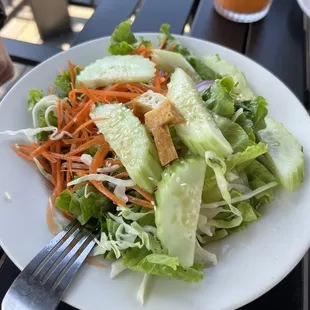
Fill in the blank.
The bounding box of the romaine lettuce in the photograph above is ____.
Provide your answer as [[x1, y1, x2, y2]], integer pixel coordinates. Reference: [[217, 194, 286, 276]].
[[108, 20, 151, 55], [27, 89, 44, 111], [235, 96, 268, 131], [203, 77, 236, 117], [55, 185, 112, 224], [123, 248, 204, 282]]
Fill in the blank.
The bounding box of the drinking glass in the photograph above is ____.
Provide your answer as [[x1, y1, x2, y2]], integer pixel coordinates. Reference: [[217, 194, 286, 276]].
[[214, 0, 273, 23]]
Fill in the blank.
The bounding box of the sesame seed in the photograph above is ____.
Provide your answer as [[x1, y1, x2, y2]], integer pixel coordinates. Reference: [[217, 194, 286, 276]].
[[181, 183, 187, 186], [148, 176, 154, 180]]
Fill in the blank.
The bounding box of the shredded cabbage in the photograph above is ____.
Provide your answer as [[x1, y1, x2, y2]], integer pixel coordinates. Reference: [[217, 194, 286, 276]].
[[32, 94, 59, 127], [33, 158, 54, 183], [114, 185, 128, 202], [93, 211, 161, 258], [137, 274, 152, 304], [201, 181, 278, 208], [195, 239, 217, 267], [205, 151, 231, 203], [110, 259, 127, 279], [0, 126, 58, 142], [67, 174, 135, 187]]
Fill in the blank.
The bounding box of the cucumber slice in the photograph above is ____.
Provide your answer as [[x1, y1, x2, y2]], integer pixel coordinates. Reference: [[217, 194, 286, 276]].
[[202, 55, 254, 100], [77, 55, 155, 88], [155, 156, 206, 268], [256, 117, 304, 192], [167, 68, 233, 157], [152, 49, 201, 82], [91, 104, 162, 193]]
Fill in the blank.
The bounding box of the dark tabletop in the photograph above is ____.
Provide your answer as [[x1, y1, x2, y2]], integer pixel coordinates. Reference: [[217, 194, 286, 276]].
[[0, 0, 308, 309]]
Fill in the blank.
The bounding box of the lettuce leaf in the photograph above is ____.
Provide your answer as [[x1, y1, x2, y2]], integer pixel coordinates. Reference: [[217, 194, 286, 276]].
[[27, 89, 44, 111], [202, 77, 235, 117], [205, 151, 231, 203], [123, 248, 204, 282], [108, 20, 151, 55], [212, 112, 253, 153], [54, 66, 82, 96], [55, 185, 112, 224], [226, 142, 268, 170], [235, 96, 268, 131], [235, 113, 256, 141], [245, 160, 276, 207], [197, 229, 228, 244]]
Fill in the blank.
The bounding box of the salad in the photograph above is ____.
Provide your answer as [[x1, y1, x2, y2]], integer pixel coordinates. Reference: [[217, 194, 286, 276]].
[[1, 20, 304, 303]]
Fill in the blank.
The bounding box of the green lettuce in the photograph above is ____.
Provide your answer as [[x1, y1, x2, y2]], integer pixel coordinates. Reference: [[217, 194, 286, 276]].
[[235, 113, 256, 141], [197, 229, 228, 244], [123, 248, 204, 282], [235, 96, 268, 131], [245, 160, 276, 207], [55, 185, 112, 224], [108, 20, 151, 55], [27, 89, 44, 111], [226, 142, 268, 170], [202, 77, 235, 117], [212, 112, 253, 152], [54, 66, 82, 96]]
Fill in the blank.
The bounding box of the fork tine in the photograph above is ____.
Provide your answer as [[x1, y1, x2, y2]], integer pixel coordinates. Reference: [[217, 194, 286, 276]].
[[33, 224, 82, 280], [43, 227, 95, 288], [23, 220, 79, 276], [53, 238, 96, 295]]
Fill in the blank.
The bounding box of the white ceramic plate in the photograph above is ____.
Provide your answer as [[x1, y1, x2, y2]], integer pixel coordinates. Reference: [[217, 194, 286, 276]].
[[297, 0, 310, 18], [0, 34, 310, 310]]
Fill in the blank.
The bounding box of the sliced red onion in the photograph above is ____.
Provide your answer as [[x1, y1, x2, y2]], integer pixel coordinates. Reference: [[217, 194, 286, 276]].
[[196, 80, 214, 93]]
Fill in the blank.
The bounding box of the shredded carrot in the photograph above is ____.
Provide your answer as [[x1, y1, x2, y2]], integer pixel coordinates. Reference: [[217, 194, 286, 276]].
[[37, 156, 52, 173], [62, 162, 88, 170], [90, 142, 109, 173], [30, 100, 94, 158], [57, 100, 63, 130], [49, 153, 84, 162], [79, 82, 99, 102], [114, 171, 129, 179], [64, 135, 105, 157], [127, 195, 153, 209], [159, 37, 168, 49], [66, 159, 72, 185], [63, 137, 89, 144], [68, 60, 76, 86], [91, 181, 126, 206], [85, 257, 105, 268], [12, 146, 32, 161], [55, 142, 63, 196], [72, 118, 108, 136], [133, 185, 154, 202], [130, 44, 146, 55], [166, 42, 177, 51]]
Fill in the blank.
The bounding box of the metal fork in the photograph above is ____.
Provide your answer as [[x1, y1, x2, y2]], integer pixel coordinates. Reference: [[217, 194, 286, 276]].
[[2, 220, 98, 310]]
